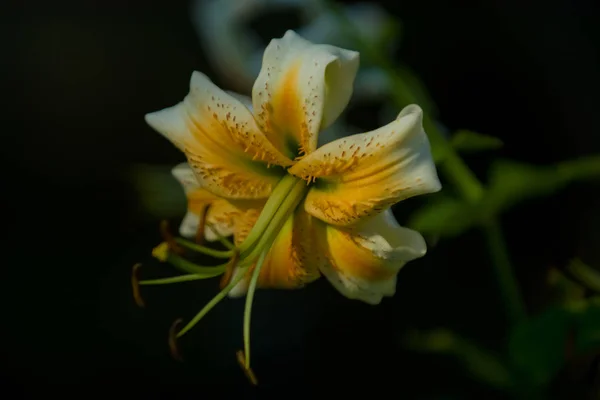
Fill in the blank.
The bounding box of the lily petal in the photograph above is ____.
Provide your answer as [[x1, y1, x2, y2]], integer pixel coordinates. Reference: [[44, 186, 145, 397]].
[[146, 72, 292, 199], [172, 163, 219, 238], [204, 199, 238, 240], [317, 209, 426, 305], [289, 105, 441, 226], [252, 30, 359, 158], [229, 207, 321, 297]]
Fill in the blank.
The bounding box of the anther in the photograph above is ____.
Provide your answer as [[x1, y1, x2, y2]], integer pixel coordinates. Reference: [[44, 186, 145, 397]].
[[236, 350, 258, 385], [168, 318, 184, 362], [220, 250, 240, 289], [195, 205, 209, 245], [160, 220, 184, 255], [131, 263, 145, 308]]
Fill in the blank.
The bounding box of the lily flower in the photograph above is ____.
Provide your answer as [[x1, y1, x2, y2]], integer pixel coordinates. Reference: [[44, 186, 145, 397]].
[[140, 30, 441, 383]]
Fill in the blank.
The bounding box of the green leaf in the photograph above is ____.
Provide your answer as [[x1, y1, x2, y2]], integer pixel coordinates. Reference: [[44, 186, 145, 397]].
[[407, 196, 479, 237], [483, 156, 600, 215], [451, 130, 504, 153], [509, 307, 572, 387], [547, 267, 586, 307], [125, 163, 187, 219], [571, 297, 600, 354], [567, 259, 600, 293], [405, 329, 514, 389]]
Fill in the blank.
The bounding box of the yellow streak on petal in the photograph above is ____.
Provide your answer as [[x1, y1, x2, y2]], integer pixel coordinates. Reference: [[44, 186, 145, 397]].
[[323, 224, 397, 281], [181, 72, 289, 199], [257, 61, 310, 158], [289, 105, 441, 226], [252, 209, 321, 290]]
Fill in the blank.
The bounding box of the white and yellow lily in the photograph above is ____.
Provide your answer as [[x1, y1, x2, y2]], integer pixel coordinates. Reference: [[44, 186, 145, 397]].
[[139, 30, 441, 383]]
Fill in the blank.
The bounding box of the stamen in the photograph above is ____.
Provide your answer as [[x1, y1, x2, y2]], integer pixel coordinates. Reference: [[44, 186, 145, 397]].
[[176, 265, 248, 338], [152, 242, 169, 262], [167, 252, 228, 277], [174, 237, 234, 258], [140, 274, 215, 285], [242, 178, 307, 263], [131, 263, 145, 308], [169, 318, 184, 361], [205, 223, 236, 250], [219, 250, 239, 289], [241, 250, 268, 377], [238, 175, 298, 255], [195, 205, 209, 245], [160, 220, 184, 254], [236, 350, 258, 385]]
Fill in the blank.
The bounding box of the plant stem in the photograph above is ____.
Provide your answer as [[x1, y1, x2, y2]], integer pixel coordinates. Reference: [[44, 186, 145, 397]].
[[483, 220, 527, 325]]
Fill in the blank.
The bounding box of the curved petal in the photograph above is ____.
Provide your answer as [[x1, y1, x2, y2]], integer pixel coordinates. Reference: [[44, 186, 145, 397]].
[[229, 207, 321, 297], [146, 72, 292, 199], [204, 198, 238, 240], [172, 163, 238, 240], [179, 211, 201, 239], [316, 209, 426, 305], [289, 105, 442, 226], [252, 30, 359, 158], [172, 163, 218, 238]]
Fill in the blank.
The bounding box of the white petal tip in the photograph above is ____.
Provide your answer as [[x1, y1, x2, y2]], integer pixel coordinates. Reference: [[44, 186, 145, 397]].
[[397, 104, 424, 121], [171, 162, 191, 177], [179, 212, 200, 238]]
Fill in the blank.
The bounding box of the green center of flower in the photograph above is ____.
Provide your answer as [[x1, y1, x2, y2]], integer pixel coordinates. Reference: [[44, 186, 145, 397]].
[[133, 174, 310, 384]]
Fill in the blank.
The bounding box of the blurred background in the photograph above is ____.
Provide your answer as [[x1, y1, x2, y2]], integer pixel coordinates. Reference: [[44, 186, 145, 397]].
[[3, 0, 600, 397]]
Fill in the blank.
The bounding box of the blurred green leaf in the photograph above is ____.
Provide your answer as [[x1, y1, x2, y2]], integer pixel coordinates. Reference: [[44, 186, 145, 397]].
[[567, 259, 600, 293], [547, 267, 586, 307], [407, 196, 478, 238], [409, 156, 600, 238], [484, 156, 600, 215], [405, 329, 514, 389], [509, 307, 572, 387], [572, 298, 600, 353], [450, 130, 503, 153], [509, 298, 600, 387], [125, 163, 186, 220]]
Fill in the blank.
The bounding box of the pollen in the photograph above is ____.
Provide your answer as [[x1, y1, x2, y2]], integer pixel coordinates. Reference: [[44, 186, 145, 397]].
[[151, 242, 170, 262]]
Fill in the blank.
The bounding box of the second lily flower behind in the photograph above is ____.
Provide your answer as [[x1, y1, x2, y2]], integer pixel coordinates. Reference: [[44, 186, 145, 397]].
[[144, 30, 441, 381]]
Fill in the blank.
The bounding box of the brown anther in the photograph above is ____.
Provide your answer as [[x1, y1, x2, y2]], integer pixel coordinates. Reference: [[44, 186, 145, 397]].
[[131, 263, 145, 308], [168, 318, 184, 362], [219, 250, 239, 289], [195, 205, 209, 245], [160, 220, 184, 255], [236, 350, 258, 385]]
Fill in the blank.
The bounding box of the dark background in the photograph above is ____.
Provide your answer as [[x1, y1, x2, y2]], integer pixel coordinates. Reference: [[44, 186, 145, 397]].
[[3, 0, 599, 397]]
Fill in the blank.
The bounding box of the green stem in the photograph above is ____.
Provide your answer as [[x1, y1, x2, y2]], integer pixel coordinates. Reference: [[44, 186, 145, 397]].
[[483, 220, 527, 325]]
